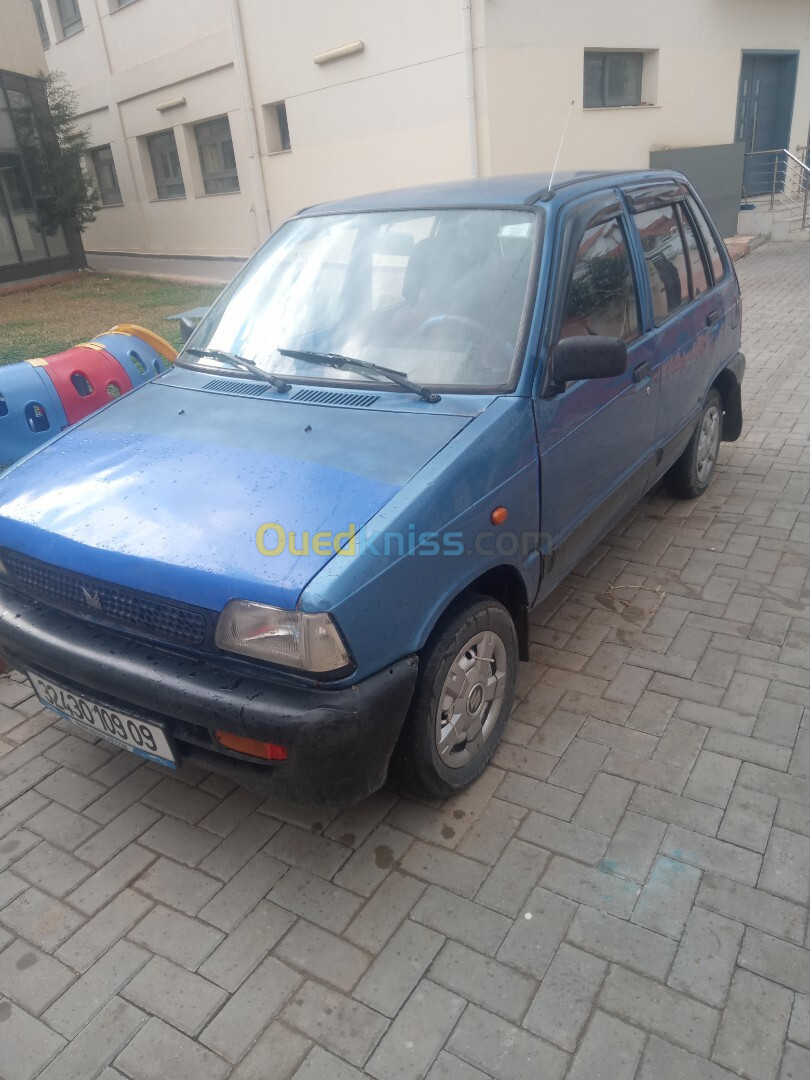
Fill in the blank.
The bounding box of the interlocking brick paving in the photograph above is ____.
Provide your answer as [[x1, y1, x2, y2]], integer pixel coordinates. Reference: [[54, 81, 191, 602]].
[[0, 240, 808, 1079]]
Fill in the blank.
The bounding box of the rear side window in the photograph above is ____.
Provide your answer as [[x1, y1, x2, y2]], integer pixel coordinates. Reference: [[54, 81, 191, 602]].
[[676, 203, 709, 297], [633, 204, 690, 326], [559, 219, 640, 344], [686, 196, 725, 283]]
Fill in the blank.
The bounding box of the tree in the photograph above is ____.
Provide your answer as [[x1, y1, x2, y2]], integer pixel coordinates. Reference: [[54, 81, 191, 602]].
[[39, 70, 99, 235]]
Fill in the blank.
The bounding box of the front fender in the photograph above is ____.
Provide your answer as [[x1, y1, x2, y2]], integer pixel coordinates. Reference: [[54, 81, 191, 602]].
[[302, 397, 541, 680]]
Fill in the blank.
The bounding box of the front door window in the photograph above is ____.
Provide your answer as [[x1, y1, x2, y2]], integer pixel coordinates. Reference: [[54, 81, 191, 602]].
[[559, 218, 640, 343]]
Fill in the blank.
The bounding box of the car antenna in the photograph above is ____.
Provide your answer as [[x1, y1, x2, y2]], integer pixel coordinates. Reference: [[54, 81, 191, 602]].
[[548, 99, 575, 192]]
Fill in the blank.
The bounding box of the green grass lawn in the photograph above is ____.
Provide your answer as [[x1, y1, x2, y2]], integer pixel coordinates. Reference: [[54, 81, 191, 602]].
[[0, 272, 223, 365]]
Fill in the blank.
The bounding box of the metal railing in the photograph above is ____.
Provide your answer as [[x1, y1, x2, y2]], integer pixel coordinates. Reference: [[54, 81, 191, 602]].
[[742, 148, 810, 230]]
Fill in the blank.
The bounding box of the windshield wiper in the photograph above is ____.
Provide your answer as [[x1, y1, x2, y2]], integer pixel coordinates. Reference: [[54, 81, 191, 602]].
[[180, 348, 292, 393], [278, 348, 441, 404]]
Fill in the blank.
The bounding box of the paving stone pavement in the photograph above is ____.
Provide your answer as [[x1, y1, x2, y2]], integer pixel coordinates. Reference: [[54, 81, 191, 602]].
[[1, 240, 809, 1079]]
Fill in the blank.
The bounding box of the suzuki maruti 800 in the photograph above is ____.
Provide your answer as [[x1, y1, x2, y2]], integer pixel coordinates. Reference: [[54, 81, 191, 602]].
[[0, 171, 744, 805]]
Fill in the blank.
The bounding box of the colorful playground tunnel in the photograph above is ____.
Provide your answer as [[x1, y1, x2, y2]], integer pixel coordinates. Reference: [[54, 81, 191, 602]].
[[0, 324, 177, 468]]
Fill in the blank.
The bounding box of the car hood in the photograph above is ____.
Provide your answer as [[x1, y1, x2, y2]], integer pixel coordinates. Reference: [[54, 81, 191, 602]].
[[0, 380, 472, 611]]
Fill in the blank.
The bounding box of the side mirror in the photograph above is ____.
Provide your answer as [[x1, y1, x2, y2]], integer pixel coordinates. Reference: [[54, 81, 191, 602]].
[[178, 317, 196, 344], [551, 335, 628, 386]]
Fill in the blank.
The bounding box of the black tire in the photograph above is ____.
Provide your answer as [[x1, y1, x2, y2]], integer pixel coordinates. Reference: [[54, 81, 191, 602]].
[[389, 594, 518, 800], [665, 388, 723, 499]]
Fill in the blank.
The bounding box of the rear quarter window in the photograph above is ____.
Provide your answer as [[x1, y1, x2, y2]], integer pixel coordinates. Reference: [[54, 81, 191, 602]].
[[676, 203, 709, 297], [686, 196, 725, 284]]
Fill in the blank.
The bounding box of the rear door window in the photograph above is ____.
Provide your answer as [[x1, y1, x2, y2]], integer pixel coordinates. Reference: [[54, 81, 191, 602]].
[[676, 203, 709, 297], [559, 218, 640, 344], [686, 196, 725, 283], [633, 204, 690, 326]]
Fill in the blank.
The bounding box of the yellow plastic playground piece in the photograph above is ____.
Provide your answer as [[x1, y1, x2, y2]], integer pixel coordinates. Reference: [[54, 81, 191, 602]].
[[107, 323, 178, 362]]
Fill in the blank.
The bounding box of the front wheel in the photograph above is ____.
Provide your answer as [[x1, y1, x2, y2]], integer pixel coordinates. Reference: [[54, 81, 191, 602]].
[[665, 388, 723, 499], [389, 594, 517, 800]]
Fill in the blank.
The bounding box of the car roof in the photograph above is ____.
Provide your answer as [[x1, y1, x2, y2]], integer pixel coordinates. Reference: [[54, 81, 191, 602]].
[[296, 169, 687, 215]]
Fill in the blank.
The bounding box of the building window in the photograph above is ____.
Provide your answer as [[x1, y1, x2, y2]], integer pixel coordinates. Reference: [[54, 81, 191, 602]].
[[584, 51, 643, 108], [32, 0, 50, 48], [90, 145, 122, 206], [146, 130, 185, 200], [264, 101, 291, 153], [194, 116, 239, 194], [55, 0, 83, 37]]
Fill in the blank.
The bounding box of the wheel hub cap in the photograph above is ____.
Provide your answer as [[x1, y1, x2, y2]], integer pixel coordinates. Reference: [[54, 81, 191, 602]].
[[435, 630, 508, 769], [467, 684, 484, 714], [696, 405, 720, 484]]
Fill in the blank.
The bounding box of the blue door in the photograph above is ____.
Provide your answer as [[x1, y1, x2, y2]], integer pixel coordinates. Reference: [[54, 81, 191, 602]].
[[737, 52, 799, 197], [533, 192, 658, 597]]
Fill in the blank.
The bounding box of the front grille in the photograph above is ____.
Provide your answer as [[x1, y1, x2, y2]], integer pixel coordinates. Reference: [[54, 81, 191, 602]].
[[1, 549, 209, 648]]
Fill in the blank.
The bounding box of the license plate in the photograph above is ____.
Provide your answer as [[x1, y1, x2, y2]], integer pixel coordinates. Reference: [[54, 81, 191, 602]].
[[28, 671, 177, 768]]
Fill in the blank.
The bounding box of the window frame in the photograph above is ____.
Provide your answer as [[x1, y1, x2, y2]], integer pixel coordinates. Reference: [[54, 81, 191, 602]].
[[32, 0, 50, 48], [584, 50, 644, 109], [146, 129, 186, 201], [276, 103, 291, 152], [55, 0, 83, 37], [541, 193, 643, 398], [90, 144, 123, 207], [193, 115, 240, 195], [264, 100, 291, 154]]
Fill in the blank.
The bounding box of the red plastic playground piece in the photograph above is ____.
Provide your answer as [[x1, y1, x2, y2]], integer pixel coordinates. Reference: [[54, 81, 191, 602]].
[[35, 344, 133, 425]]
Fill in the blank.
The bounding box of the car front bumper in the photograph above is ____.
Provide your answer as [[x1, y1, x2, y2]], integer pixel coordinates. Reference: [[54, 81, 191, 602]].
[[0, 584, 418, 807]]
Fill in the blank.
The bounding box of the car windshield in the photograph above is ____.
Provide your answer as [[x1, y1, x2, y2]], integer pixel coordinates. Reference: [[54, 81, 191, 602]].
[[190, 207, 540, 391]]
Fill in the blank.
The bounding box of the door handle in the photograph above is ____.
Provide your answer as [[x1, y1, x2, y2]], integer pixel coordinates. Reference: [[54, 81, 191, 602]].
[[706, 310, 720, 327], [633, 360, 651, 383]]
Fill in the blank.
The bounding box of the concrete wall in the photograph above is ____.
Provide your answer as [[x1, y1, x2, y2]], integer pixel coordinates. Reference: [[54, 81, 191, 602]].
[[0, 0, 47, 76], [31, 0, 810, 259], [241, 0, 471, 225], [480, 0, 810, 176]]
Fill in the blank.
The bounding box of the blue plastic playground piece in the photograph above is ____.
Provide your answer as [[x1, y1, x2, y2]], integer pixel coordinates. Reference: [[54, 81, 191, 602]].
[[93, 333, 171, 386], [0, 361, 69, 468]]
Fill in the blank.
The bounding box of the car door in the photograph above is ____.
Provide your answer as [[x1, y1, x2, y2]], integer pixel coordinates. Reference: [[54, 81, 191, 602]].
[[623, 184, 723, 471], [533, 191, 658, 596]]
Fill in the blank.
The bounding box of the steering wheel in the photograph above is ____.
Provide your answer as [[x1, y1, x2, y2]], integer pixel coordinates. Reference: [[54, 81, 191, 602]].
[[416, 313, 513, 362]]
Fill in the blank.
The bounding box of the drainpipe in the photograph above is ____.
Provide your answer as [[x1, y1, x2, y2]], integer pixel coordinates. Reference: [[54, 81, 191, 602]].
[[461, 0, 479, 177], [227, 0, 272, 242]]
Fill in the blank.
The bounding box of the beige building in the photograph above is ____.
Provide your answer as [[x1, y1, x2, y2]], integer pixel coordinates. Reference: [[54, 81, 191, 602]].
[[21, 0, 810, 265]]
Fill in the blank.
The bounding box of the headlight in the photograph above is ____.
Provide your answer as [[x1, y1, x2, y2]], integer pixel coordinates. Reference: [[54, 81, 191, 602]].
[[215, 600, 351, 673]]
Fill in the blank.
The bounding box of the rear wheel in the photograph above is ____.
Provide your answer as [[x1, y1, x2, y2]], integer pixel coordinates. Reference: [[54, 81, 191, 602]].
[[665, 388, 723, 499], [390, 594, 517, 800]]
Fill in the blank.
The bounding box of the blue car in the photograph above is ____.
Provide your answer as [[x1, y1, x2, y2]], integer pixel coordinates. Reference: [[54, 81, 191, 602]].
[[0, 171, 743, 806]]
